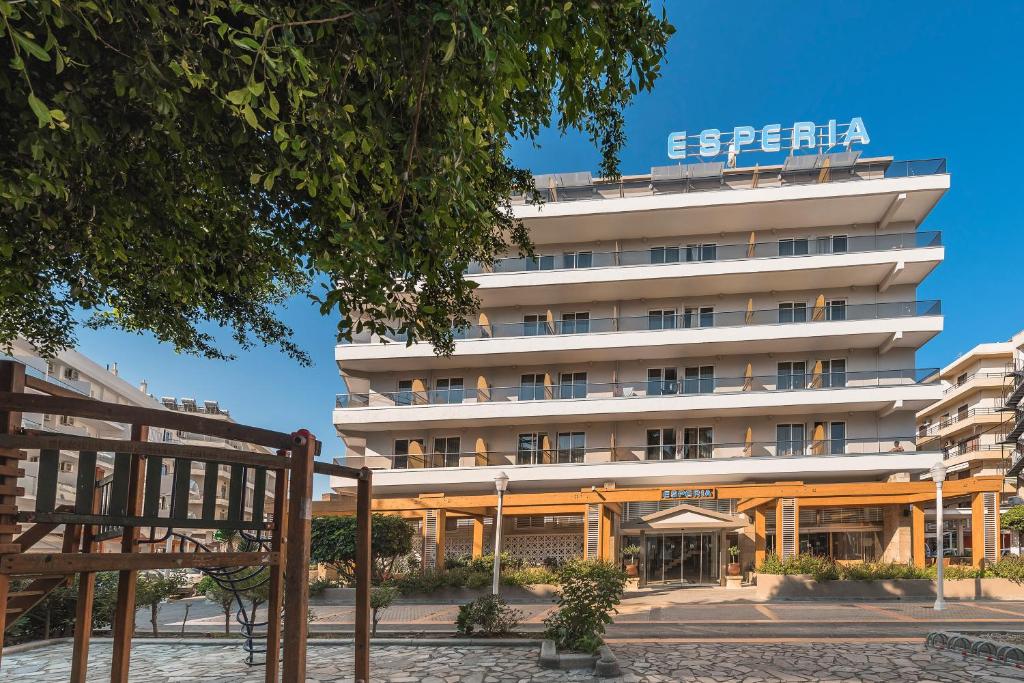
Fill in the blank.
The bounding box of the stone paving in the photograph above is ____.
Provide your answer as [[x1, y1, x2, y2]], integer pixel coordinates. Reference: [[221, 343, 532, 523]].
[[3, 639, 1023, 682]]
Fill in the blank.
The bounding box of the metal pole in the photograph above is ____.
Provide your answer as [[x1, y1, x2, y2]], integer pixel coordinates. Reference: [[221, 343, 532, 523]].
[[934, 478, 946, 611], [492, 488, 504, 595]]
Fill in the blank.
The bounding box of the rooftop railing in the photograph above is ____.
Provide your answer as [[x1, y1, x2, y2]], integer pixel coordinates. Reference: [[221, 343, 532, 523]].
[[348, 437, 921, 470], [510, 157, 947, 205], [346, 299, 940, 345], [337, 367, 938, 409], [467, 230, 941, 275], [942, 372, 1006, 394]]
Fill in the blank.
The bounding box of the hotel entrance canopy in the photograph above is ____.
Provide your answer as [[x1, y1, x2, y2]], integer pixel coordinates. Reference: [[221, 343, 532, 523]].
[[622, 503, 747, 532]]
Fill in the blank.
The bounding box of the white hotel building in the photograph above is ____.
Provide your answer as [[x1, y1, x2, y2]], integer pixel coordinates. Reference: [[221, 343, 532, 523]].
[[324, 153, 1003, 584]]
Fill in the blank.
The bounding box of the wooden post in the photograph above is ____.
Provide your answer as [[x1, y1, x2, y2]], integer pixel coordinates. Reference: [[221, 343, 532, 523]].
[[434, 509, 447, 571], [71, 467, 104, 683], [911, 502, 926, 568], [971, 492, 985, 568], [264, 459, 289, 683], [638, 530, 647, 588], [719, 528, 727, 586], [281, 431, 316, 683], [0, 361, 25, 667], [110, 423, 148, 683], [354, 468, 373, 683], [471, 517, 485, 558], [754, 505, 767, 566]]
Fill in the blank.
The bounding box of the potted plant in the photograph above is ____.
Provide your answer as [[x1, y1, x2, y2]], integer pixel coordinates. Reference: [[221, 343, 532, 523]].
[[621, 545, 641, 577], [727, 545, 741, 576]]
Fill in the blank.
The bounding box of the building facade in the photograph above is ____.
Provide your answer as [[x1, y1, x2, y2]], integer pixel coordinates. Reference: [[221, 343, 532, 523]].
[[323, 154, 1004, 583]]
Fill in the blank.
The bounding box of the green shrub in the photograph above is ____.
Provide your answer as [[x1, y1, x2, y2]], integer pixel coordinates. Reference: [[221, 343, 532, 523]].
[[370, 586, 399, 636], [755, 554, 841, 581], [543, 559, 627, 654], [1001, 505, 1024, 534], [309, 577, 335, 597], [990, 555, 1024, 583], [503, 566, 558, 587], [455, 595, 522, 636]]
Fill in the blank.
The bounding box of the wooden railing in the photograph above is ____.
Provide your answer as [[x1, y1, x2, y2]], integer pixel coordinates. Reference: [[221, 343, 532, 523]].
[[0, 360, 372, 683]]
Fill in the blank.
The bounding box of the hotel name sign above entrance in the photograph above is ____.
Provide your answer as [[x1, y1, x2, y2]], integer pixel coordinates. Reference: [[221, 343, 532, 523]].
[[661, 488, 717, 501], [666, 117, 870, 162]]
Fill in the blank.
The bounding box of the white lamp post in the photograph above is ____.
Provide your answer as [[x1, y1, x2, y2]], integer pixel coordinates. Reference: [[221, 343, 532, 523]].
[[492, 472, 510, 596], [931, 461, 947, 611]]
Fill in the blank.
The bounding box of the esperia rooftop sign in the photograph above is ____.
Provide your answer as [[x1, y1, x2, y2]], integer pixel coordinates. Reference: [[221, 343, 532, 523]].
[[667, 117, 870, 163]]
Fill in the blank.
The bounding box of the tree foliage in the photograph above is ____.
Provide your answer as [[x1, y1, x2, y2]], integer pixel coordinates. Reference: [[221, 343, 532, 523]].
[[0, 1, 674, 362], [543, 559, 627, 654], [311, 513, 414, 584], [1002, 505, 1024, 534], [135, 570, 186, 636]]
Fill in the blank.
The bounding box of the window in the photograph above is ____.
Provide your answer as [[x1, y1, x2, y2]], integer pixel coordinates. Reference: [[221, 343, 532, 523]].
[[393, 438, 424, 469], [829, 421, 846, 454], [63, 367, 80, 381], [778, 302, 807, 323], [59, 414, 75, 426], [683, 366, 715, 394], [396, 379, 415, 406], [647, 368, 678, 396], [432, 377, 464, 404], [648, 309, 677, 330], [777, 423, 806, 456], [160, 463, 169, 476], [560, 312, 590, 334], [820, 359, 847, 388], [683, 306, 714, 328], [685, 243, 718, 262], [817, 234, 848, 254], [646, 428, 677, 460], [556, 432, 586, 463], [825, 299, 847, 321], [956, 404, 968, 421], [432, 437, 461, 467], [525, 255, 554, 271], [519, 374, 547, 401], [517, 433, 548, 465], [955, 372, 968, 387], [523, 313, 548, 336], [650, 246, 680, 264], [563, 251, 593, 269], [777, 361, 807, 390], [59, 460, 74, 473], [683, 426, 713, 459], [558, 372, 587, 399], [779, 238, 809, 256]]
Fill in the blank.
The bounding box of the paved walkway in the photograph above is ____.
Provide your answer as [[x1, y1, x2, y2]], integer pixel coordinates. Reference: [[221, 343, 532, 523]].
[[4, 639, 1022, 682]]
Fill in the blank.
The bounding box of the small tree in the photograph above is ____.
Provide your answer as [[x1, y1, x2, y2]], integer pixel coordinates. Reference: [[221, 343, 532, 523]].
[[543, 560, 627, 654], [370, 586, 399, 636], [455, 595, 522, 637], [311, 515, 414, 585], [135, 571, 186, 636], [1002, 505, 1024, 534], [196, 575, 237, 634]]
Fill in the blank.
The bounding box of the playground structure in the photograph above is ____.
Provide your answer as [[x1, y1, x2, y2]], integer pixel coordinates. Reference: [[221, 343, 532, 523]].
[[0, 360, 372, 682]]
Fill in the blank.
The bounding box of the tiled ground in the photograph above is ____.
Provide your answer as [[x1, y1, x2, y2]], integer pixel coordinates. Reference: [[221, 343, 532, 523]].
[[3, 639, 1022, 682]]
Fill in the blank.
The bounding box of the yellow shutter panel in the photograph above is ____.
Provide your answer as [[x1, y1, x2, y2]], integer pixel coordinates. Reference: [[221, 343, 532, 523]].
[[408, 439, 425, 469], [812, 422, 826, 455], [811, 360, 823, 389], [544, 372, 554, 400], [478, 311, 491, 337], [744, 426, 753, 456], [743, 363, 753, 391], [411, 378, 427, 404], [747, 231, 756, 258], [541, 434, 552, 463], [812, 294, 826, 321], [475, 437, 488, 467], [476, 375, 490, 402], [745, 298, 754, 324]]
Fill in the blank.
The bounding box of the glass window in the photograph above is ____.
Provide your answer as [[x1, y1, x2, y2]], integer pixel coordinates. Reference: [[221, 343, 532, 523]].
[[777, 361, 806, 390], [396, 379, 415, 406], [526, 255, 554, 271], [519, 374, 546, 401], [517, 433, 547, 465], [558, 372, 587, 399], [646, 428, 677, 460], [683, 426, 713, 459], [523, 313, 548, 336], [817, 234, 849, 254], [432, 377, 464, 404], [648, 309, 677, 330], [432, 437, 461, 468], [779, 238, 809, 256], [563, 251, 593, 269], [650, 246, 680, 264], [560, 312, 590, 334], [683, 366, 714, 394], [778, 302, 808, 324], [821, 359, 846, 388], [829, 422, 846, 455], [826, 299, 847, 321], [393, 438, 424, 469], [683, 306, 714, 328], [647, 368, 678, 396], [556, 432, 586, 463], [685, 243, 718, 262], [776, 423, 806, 456]]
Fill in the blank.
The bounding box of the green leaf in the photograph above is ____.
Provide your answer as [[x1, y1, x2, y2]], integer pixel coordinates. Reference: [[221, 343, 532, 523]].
[[14, 32, 51, 62], [442, 37, 456, 63], [27, 93, 52, 126], [241, 105, 260, 129], [225, 88, 249, 105]]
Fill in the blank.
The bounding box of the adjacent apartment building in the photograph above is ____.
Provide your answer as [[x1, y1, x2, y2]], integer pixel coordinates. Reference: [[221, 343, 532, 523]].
[[7, 340, 272, 551], [323, 152, 1006, 584]]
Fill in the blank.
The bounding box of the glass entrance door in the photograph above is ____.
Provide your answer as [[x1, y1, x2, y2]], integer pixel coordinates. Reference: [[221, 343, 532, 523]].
[[644, 532, 720, 585]]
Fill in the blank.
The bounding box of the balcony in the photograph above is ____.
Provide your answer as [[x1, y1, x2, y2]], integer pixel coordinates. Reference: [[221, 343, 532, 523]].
[[918, 407, 1009, 445], [334, 368, 940, 431], [337, 300, 942, 372], [467, 231, 943, 307], [917, 372, 1007, 421]]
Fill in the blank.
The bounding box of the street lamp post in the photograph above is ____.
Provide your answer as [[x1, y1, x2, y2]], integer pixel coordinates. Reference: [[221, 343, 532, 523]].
[[492, 472, 509, 596], [932, 461, 947, 611]]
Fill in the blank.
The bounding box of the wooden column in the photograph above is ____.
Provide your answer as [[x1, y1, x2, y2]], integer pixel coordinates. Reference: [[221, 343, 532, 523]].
[[71, 466, 104, 683], [354, 469, 372, 683], [753, 505, 767, 566], [281, 430, 316, 683], [638, 530, 647, 588], [971, 492, 986, 568], [471, 517, 485, 558], [911, 502, 926, 568], [264, 458, 289, 683], [719, 529, 727, 586], [0, 361, 25, 667], [111, 423, 149, 683], [434, 509, 447, 571]]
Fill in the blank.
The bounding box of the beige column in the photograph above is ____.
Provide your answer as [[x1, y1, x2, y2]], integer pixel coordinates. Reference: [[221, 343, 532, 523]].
[[471, 517, 485, 559]]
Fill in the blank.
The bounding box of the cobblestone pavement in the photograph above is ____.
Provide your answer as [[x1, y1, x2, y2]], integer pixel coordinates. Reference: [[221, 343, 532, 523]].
[[3, 639, 1022, 682]]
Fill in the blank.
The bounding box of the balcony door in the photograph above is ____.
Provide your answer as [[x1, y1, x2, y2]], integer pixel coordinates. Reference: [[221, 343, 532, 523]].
[[683, 426, 713, 459], [432, 436, 461, 468], [647, 368, 678, 396], [517, 432, 548, 465], [776, 423, 806, 457], [777, 361, 806, 390], [646, 428, 677, 460]]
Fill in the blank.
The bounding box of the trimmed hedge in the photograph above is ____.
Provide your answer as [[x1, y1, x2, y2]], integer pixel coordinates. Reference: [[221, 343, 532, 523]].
[[756, 554, 1024, 582]]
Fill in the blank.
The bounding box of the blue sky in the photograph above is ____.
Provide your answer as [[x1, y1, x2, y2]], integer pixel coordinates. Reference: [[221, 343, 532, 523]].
[[75, 2, 1023, 495]]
